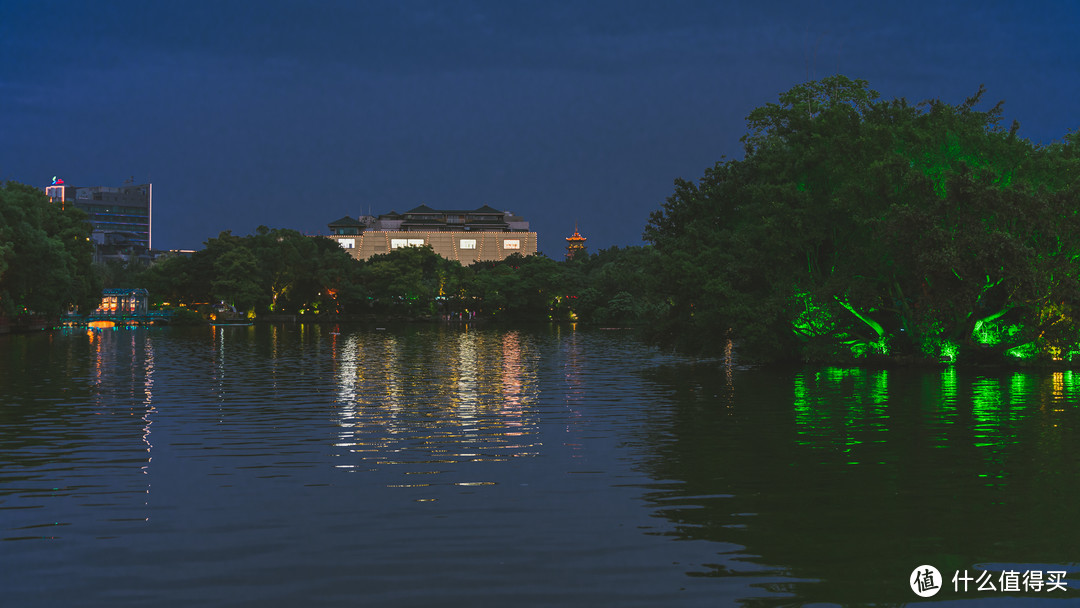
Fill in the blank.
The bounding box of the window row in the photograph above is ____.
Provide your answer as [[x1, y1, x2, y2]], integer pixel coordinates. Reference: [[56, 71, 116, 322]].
[[337, 238, 523, 250]]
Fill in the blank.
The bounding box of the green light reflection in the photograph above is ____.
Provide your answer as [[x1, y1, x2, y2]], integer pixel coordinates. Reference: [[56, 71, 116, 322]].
[[793, 368, 890, 453]]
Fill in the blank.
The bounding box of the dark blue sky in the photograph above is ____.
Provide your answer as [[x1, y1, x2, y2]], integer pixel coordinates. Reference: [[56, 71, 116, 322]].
[[3, 1, 1078, 255]]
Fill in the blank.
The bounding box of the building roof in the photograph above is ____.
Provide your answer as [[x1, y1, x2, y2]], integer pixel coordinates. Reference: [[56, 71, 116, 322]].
[[328, 215, 365, 227], [401, 204, 506, 216]]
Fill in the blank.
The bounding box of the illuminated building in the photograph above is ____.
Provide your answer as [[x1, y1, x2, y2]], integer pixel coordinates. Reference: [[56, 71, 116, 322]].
[[327, 205, 538, 263], [46, 176, 152, 261], [565, 224, 587, 260], [94, 288, 149, 316]]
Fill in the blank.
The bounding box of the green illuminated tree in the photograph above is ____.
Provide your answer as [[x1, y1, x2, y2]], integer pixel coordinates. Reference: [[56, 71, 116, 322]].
[[646, 76, 1080, 363]]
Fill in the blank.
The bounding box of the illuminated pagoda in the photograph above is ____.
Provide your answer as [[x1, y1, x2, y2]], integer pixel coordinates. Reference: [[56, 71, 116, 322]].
[[565, 224, 587, 260]]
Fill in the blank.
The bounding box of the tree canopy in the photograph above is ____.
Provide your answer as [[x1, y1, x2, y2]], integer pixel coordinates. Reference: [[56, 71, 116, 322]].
[[645, 75, 1080, 364], [141, 227, 363, 316], [129, 222, 673, 329], [22, 72, 1078, 369], [0, 181, 99, 316]]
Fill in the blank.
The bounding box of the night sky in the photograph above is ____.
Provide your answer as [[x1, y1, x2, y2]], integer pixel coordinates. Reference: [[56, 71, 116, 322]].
[[3, 1, 1078, 256]]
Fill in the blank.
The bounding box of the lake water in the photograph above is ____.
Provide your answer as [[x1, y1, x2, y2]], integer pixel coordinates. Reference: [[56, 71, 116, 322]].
[[2, 324, 1078, 606]]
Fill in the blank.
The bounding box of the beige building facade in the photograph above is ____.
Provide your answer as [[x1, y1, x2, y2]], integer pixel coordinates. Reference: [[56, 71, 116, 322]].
[[327, 206, 538, 264], [331, 231, 538, 263]]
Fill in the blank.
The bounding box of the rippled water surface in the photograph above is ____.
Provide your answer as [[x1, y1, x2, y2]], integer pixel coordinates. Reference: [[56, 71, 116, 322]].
[[2, 324, 1079, 606]]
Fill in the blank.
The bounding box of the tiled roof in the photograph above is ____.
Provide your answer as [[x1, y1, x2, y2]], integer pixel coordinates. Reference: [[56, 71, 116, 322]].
[[328, 215, 364, 227], [400, 205, 506, 216]]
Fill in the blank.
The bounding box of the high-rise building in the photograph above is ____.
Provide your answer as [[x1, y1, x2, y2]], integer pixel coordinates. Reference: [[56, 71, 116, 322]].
[[46, 177, 152, 260]]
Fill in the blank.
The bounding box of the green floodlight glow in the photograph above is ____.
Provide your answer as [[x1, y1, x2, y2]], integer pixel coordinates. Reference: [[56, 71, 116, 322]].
[[869, 369, 889, 405], [972, 318, 1025, 347], [793, 369, 890, 449], [793, 374, 809, 411], [877, 338, 890, 356], [834, 298, 885, 339], [1010, 372, 1032, 401], [793, 373, 833, 447], [791, 291, 833, 338], [918, 322, 948, 359], [1005, 342, 1038, 360], [791, 291, 890, 359], [941, 367, 958, 408], [824, 367, 846, 382], [848, 337, 889, 359], [971, 377, 1003, 414], [940, 341, 959, 363]]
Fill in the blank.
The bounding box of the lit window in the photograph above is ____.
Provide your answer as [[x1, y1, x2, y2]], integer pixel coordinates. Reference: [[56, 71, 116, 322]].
[[337, 238, 355, 249], [460, 239, 476, 250], [503, 239, 520, 250], [391, 238, 426, 249]]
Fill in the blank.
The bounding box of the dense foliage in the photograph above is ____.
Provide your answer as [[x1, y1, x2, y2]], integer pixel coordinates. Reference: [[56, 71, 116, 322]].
[[13, 75, 1074, 366], [138, 227, 362, 316], [0, 182, 100, 316], [645, 75, 1080, 364], [126, 225, 666, 326]]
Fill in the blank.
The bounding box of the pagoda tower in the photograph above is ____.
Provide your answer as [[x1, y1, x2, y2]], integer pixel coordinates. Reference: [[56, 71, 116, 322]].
[[565, 224, 587, 260]]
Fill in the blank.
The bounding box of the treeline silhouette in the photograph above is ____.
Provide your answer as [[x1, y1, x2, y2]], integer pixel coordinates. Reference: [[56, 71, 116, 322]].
[[101, 227, 667, 327]]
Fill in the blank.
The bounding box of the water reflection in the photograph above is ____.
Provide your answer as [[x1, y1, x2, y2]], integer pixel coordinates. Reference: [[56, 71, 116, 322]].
[[140, 333, 155, 498], [792, 368, 890, 456], [1, 327, 159, 539], [8, 325, 1080, 606], [640, 364, 1080, 605], [329, 327, 542, 498]]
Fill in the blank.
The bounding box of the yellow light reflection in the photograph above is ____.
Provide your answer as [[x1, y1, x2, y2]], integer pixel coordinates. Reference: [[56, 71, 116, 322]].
[[329, 328, 542, 490], [140, 331, 156, 520]]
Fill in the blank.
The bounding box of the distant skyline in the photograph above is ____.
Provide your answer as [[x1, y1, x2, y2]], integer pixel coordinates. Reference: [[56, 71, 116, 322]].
[[3, 1, 1078, 256]]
